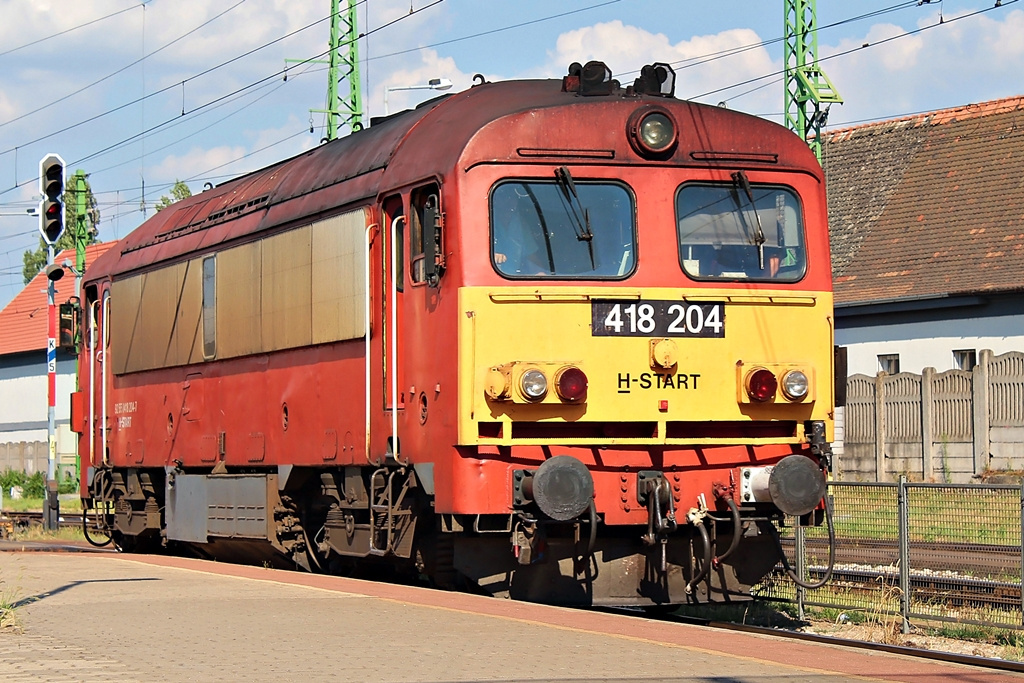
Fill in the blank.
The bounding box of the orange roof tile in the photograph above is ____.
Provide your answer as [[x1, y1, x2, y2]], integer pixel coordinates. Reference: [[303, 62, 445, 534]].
[[0, 242, 115, 356], [823, 95, 1024, 305]]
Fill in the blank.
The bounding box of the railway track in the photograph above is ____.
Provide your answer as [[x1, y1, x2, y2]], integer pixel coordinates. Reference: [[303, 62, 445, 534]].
[[601, 607, 1024, 673], [787, 536, 1023, 577], [798, 566, 1024, 611], [771, 535, 1024, 617], [0, 509, 84, 530]]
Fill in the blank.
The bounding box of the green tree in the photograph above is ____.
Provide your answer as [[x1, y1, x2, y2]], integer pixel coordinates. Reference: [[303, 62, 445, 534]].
[[22, 172, 101, 283], [154, 180, 193, 212]]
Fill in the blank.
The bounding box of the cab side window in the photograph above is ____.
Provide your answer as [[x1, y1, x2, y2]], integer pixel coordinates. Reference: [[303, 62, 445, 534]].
[[409, 184, 443, 286]]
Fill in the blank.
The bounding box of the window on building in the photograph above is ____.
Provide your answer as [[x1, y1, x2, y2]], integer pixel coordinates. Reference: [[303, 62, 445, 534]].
[[877, 354, 899, 375], [953, 349, 977, 371]]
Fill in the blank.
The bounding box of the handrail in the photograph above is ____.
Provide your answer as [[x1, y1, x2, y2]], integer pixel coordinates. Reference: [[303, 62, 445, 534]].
[[365, 224, 374, 464], [88, 299, 98, 468], [101, 290, 110, 466], [390, 214, 404, 462]]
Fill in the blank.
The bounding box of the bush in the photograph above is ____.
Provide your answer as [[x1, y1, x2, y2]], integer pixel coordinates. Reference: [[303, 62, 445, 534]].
[[0, 468, 78, 499], [0, 468, 27, 493], [58, 473, 79, 495], [22, 472, 46, 499]]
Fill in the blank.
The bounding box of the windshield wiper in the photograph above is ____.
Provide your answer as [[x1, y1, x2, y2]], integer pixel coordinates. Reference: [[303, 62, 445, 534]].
[[731, 170, 766, 270], [555, 166, 596, 269], [521, 184, 556, 273]]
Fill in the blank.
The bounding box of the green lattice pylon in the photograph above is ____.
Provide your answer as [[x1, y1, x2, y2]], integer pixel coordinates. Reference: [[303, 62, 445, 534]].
[[288, 0, 363, 140], [784, 0, 843, 162]]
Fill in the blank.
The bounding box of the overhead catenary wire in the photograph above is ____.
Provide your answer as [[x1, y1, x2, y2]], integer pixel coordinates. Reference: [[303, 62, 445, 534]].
[[0, 4, 141, 59], [0, 0, 249, 132], [0, 0, 444, 199], [690, 0, 1019, 105], [79, 0, 961, 187], [86, 62, 306, 177], [0, 0, 1013, 218], [99, 127, 310, 225], [0, 5, 339, 162], [614, 0, 921, 85]]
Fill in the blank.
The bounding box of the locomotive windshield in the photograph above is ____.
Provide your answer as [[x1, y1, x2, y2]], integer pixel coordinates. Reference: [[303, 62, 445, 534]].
[[491, 180, 636, 278], [675, 182, 807, 282]]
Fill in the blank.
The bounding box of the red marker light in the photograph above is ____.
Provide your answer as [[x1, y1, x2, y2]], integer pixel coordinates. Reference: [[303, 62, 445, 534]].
[[555, 366, 588, 402], [746, 368, 778, 402], [658, 399, 669, 412]]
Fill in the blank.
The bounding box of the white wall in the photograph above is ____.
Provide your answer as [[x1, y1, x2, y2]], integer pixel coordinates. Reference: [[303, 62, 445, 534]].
[[0, 356, 78, 463], [843, 335, 1024, 376], [836, 296, 1024, 377]]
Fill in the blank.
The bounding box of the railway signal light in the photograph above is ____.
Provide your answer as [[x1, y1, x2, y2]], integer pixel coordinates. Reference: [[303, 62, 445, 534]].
[[39, 153, 66, 245]]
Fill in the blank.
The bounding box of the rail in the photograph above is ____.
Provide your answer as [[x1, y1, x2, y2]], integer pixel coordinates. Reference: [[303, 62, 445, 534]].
[[0, 510, 85, 536]]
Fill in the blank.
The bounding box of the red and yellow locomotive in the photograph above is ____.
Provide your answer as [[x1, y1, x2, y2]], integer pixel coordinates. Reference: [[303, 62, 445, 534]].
[[73, 61, 837, 606]]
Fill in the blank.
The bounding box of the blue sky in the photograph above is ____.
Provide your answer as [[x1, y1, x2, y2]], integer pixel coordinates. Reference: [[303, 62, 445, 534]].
[[1, 0, 1022, 309]]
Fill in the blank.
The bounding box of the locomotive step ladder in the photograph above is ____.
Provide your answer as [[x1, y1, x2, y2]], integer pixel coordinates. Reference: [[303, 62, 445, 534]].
[[368, 467, 413, 556]]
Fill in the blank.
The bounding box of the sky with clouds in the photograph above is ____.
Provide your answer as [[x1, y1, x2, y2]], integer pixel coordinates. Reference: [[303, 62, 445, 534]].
[[1, 0, 1022, 309]]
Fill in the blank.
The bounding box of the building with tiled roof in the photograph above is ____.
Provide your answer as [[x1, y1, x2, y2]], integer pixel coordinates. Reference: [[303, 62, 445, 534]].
[[0, 242, 115, 476], [824, 96, 1024, 376]]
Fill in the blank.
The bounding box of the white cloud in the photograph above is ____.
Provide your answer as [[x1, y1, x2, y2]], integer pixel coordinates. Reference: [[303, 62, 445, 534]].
[[149, 144, 248, 186], [539, 21, 780, 115], [822, 8, 1024, 126]]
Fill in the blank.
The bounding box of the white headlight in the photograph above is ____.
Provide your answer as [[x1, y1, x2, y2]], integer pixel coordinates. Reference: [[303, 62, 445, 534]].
[[520, 369, 548, 400], [782, 370, 809, 400], [640, 112, 674, 151]]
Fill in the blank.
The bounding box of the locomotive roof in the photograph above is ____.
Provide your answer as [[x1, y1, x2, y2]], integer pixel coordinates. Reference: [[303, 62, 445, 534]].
[[86, 76, 818, 282]]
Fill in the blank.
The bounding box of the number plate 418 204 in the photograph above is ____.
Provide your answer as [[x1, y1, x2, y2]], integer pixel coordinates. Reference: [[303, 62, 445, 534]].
[[591, 300, 725, 338]]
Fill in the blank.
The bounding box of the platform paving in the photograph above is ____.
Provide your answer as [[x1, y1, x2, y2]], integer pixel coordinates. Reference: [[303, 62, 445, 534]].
[[1, 549, 1021, 682]]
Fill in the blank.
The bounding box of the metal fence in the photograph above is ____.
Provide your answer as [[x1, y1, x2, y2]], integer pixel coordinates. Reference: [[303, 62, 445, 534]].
[[754, 479, 1024, 631]]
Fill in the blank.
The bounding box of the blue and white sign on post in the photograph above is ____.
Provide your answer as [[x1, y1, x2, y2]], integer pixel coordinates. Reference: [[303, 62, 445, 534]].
[[39, 153, 65, 245]]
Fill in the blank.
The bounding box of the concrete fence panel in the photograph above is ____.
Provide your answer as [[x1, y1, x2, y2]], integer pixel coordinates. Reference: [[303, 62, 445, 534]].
[[840, 349, 1024, 482], [841, 375, 878, 479], [989, 351, 1024, 470]]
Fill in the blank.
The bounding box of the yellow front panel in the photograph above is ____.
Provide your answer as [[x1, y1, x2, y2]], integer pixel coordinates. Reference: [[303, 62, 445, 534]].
[[458, 287, 835, 446]]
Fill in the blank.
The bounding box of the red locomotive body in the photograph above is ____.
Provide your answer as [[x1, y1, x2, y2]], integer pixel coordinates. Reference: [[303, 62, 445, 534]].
[[74, 62, 838, 605]]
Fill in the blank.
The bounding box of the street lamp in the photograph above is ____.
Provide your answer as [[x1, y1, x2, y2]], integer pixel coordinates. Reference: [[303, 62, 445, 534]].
[[384, 77, 453, 116]]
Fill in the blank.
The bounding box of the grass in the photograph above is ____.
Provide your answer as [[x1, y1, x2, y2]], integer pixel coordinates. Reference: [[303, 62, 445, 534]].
[[8, 524, 87, 544], [2, 496, 87, 543], [0, 496, 90, 631], [795, 485, 1022, 547], [0, 580, 20, 632], [2, 496, 83, 513], [757, 481, 1024, 646]]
